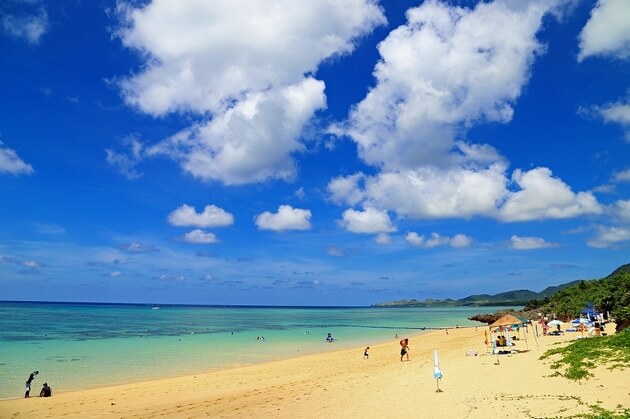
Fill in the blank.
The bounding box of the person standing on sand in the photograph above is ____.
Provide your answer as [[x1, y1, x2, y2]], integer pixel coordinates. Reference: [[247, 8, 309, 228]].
[[25, 370, 38, 398], [400, 338, 410, 362], [364, 347, 369, 359]]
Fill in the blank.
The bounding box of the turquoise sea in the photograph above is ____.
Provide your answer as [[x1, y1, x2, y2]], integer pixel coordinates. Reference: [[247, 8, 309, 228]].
[[0, 301, 507, 400]]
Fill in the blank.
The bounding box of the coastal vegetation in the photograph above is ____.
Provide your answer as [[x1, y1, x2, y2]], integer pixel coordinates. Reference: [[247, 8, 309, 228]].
[[539, 329, 630, 380], [526, 264, 630, 331]]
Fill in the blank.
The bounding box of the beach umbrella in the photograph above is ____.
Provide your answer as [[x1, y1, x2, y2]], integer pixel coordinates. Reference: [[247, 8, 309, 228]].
[[547, 320, 563, 326], [433, 349, 443, 392], [488, 314, 523, 329]]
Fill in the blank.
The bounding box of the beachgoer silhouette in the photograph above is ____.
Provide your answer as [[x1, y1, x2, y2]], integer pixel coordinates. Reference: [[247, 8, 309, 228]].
[[326, 333, 334, 342], [364, 347, 369, 359], [40, 383, 52, 397], [400, 338, 410, 361], [25, 371, 38, 398]]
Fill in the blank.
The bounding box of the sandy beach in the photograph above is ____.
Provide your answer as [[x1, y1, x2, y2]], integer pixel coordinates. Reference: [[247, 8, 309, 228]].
[[2, 325, 628, 418]]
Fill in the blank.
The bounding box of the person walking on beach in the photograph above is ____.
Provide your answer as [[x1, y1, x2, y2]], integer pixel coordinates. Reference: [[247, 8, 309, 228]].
[[364, 346, 369, 359], [400, 338, 410, 362], [25, 370, 38, 398]]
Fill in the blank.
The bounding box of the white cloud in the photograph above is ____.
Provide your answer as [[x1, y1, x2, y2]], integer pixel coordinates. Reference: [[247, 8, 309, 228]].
[[339, 0, 565, 171], [182, 229, 218, 244], [255, 205, 312, 231], [339, 207, 395, 234], [117, 242, 160, 253], [614, 169, 630, 182], [587, 225, 630, 248], [578, 0, 630, 61], [591, 98, 630, 142], [325, 246, 345, 257], [106, 136, 144, 179], [1, 2, 48, 44], [108, 271, 123, 277], [374, 233, 393, 245], [450, 234, 473, 248], [328, 166, 601, 223], [405, 232, 424, 247], [168, 204, 234, 228], [328, 173, 366, 206], [115, 0, 385, 184], [498, 167, 603, 221], [325, 1, 597, 226], [0, 141, 34, 175], [405, 231, 472, 248], [509, 235, 558, 250], [613, 199, 630, 223]]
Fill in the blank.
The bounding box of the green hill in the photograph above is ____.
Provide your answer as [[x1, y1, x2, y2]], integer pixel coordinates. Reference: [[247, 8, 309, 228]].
[[372, 283, 576, 307]]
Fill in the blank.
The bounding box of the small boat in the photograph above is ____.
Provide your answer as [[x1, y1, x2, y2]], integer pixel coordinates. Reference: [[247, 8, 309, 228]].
[[151, 306, 160, 310]]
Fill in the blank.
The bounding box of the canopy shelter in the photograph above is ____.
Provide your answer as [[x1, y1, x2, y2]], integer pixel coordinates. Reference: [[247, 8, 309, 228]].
[[488, 314, 532, 352], [489, 314, 524, 329]]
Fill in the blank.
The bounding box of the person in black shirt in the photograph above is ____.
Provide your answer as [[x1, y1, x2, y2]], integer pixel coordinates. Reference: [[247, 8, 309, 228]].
[[40, 382, 52, 397], [25, 371, 38, 398]]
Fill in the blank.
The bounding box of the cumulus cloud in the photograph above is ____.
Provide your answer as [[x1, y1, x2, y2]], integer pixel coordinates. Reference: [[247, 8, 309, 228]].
[[116, 242, 160, 253], [614, 169, 630, 182], [578, 0, 630, 61], [0, 141, 34, 175], [405, 232, 472, 248], [326, 1, 598, 228], [1, 1, 48, 44], [182, 229, 218, 244], [168, 204, 234, 228], [497, 167, 603, 221], [108, 271, 123, 277], [338, 0, 565, 170], [328, 166, 601, 223], [255, 205, 312, 231], [509, 235, 558, 250], [339, 207, 395, 234], [115, 0, 385, 184], [587, 226, 630, 248]]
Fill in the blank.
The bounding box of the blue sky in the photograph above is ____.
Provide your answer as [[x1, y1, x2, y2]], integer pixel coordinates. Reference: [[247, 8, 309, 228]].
[[1, 0, 629, 306]]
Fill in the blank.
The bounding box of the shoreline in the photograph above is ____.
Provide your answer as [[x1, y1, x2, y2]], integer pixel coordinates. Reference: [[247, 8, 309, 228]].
[[2, 325, 628, 418]]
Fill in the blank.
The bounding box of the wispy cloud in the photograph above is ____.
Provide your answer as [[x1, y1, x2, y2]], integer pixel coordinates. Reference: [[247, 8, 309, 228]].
[[1, 1, 49, 44], [116, 242, 160, 253], [0, 141, 34, 175], [406, 232, 472, 249], [509, 235, 558, 250]]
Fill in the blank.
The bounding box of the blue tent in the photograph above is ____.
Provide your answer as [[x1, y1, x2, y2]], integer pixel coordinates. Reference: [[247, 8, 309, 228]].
[[580, 302, 597, 320]]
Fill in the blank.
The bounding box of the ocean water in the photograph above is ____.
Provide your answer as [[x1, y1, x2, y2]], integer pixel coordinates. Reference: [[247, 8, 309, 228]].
[[0, 302, 506, 400]]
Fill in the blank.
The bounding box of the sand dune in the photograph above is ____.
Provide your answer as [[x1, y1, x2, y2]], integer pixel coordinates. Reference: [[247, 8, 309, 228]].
[[2, 325, 627, 418]]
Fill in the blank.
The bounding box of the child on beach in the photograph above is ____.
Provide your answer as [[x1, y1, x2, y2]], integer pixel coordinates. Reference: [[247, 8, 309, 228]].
[[364, 347, 369, 359], [400, 338, 410, 362]]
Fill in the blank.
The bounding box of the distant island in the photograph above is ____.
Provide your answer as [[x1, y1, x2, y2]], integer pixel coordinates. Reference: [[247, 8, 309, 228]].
[[372, 280, 580, 307], [374, 263, 630, 333]]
